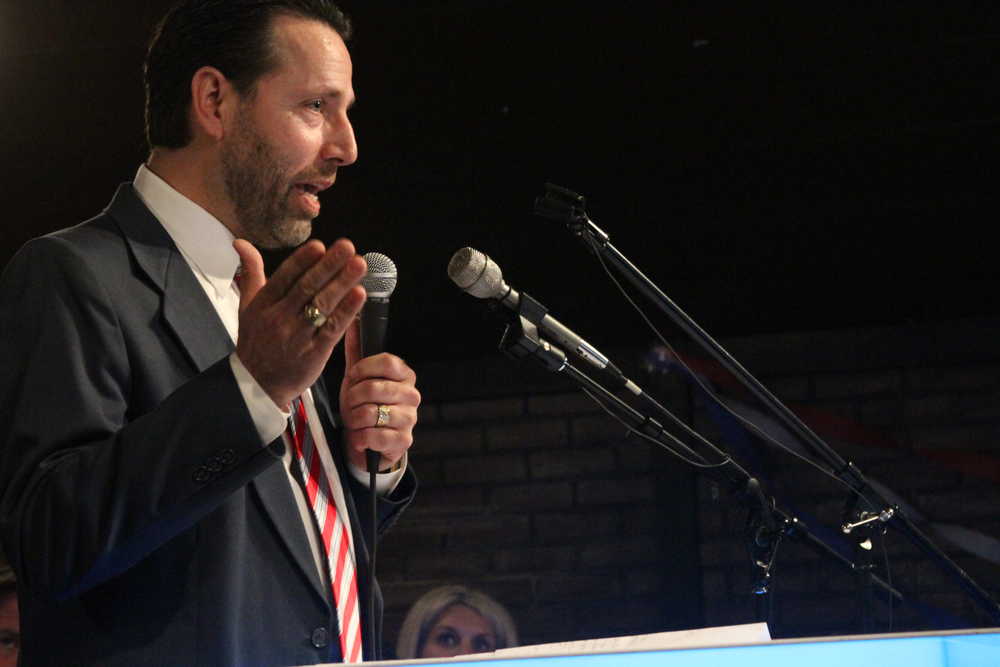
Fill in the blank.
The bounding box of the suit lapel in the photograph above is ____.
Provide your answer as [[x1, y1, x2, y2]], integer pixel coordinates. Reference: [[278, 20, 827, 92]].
[[104, 183, 331, 609], [251, 450, 331, 610], [105, 183, 233, 371]]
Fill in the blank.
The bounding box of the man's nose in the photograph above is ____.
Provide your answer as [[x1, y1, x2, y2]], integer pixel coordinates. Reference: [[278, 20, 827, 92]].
[[323, 116, 358, 166]]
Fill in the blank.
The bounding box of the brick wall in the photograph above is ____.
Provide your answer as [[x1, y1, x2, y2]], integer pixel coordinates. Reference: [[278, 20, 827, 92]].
[[377, 317, 1000, 653]]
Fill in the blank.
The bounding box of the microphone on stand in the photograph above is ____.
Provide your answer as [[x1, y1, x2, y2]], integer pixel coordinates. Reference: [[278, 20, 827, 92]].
[[448, 246, 730, 471], [447, 246, 638, 394]]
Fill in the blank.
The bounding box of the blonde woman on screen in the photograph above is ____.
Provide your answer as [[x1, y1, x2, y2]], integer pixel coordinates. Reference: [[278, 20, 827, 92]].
[[396, 585, 519, 659]]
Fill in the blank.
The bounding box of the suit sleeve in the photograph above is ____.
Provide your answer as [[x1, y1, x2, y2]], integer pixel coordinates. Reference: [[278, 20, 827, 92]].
[[0, 236, 282, 600], [347, 464, 417, 541]]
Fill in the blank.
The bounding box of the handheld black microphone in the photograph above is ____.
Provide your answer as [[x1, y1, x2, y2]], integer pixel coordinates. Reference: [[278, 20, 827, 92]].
[[447, 247, 638, 394], [360, 252, 397, 358], [359, 251, 398, 473]]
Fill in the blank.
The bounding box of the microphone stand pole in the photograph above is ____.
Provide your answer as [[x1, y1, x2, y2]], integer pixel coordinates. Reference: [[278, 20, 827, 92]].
[[534, 184, 1000, 625], [496, 291, 906, 618]]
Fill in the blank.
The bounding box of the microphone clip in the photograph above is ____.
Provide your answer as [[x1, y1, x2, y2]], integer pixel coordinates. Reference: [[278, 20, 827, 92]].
[[535, 183, 587, 225], [499, 291, 567, 372], [534, 183, 610, 245]]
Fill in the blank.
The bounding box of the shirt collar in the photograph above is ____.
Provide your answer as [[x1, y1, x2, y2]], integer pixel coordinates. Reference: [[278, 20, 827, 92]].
[[133, 164, 240, 297]]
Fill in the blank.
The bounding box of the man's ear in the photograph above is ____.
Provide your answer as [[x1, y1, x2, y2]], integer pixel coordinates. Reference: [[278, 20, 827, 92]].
[[189, 66, 234, 142]]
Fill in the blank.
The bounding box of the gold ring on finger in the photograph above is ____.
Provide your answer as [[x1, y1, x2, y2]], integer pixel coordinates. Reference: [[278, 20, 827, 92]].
[[303, 302, 327, 328], [375, 404, 391, 428]]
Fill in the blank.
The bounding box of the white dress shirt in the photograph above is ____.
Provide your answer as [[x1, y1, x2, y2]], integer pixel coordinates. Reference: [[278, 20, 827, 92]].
[[132, 164, 402, 606]]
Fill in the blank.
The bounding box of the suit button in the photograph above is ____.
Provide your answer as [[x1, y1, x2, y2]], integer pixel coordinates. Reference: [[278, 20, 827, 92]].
[[311, 627, 328, 649]]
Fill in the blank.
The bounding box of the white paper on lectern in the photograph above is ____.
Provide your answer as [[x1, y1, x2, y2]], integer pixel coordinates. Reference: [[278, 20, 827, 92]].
[[491, 622, 771, 658], [319, 622, 771, 665]]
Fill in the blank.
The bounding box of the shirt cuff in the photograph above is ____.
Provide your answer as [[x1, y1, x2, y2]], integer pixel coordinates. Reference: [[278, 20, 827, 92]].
[[230, 352, 288, 444], [347, 452, 408, 496]]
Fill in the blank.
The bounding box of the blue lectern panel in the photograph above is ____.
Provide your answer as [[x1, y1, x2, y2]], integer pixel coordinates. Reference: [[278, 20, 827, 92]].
[[426, 631, 1000, 667]]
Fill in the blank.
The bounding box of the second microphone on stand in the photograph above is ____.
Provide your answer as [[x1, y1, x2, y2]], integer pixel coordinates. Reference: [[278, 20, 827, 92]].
[[447, 246, 636, 394]]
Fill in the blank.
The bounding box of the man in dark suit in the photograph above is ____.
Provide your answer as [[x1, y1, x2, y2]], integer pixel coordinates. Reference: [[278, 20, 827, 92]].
[[0, 1, 420, 664]]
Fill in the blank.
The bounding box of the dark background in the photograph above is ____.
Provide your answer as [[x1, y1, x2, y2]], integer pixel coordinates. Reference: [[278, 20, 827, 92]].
[[3, 2, 999, 365], [3, 1, 1000, 648]]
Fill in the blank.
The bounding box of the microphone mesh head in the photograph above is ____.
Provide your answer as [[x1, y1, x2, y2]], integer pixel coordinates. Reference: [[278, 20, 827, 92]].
[[447, 247, 505, 299], [361, 252, 398, 298]]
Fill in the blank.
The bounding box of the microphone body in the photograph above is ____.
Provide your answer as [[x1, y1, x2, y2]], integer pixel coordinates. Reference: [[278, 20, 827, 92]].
[[360, 297, 389, 358], [359, 252, 398, 475], [360, 252, 397, 357], [497, 284, 611, 370]]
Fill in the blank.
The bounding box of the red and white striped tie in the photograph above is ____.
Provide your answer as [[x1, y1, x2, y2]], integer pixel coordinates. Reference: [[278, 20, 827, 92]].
[[289, 397, 363, 663]]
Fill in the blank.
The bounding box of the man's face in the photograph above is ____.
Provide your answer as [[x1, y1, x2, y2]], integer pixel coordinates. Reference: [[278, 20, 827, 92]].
[[220, 14, 358, 248]]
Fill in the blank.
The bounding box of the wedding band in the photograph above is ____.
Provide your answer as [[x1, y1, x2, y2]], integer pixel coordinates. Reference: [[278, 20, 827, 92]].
[[303, 302, 327, 328], [375, 404, 391, 427]]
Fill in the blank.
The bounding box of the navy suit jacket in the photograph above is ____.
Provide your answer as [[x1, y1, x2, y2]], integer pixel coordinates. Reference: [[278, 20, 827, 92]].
[[0, 184, 415, 666]]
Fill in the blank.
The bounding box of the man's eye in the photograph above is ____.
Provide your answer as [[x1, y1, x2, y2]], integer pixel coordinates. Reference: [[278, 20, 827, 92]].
[[307, 100, 323, 111], [0, 630, 19, 652]]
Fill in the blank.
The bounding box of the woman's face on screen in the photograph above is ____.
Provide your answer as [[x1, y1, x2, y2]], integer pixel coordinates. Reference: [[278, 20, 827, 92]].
[[419, 603, 497, 658]]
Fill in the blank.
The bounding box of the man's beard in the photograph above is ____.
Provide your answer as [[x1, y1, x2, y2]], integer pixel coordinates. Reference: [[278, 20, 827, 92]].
[[221, 111, 313, 249]]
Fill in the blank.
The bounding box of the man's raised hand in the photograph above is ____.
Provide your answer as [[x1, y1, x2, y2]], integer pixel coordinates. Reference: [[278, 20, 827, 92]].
[[233, 237, 367, 410]]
